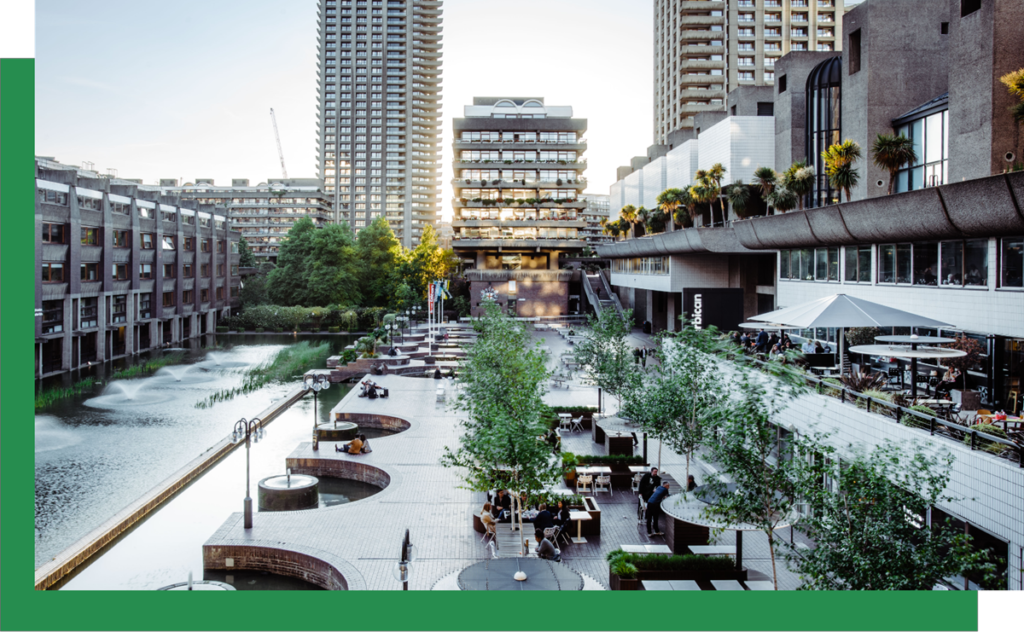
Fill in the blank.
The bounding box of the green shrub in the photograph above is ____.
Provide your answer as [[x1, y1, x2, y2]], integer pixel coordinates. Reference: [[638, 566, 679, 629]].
[[606, 550, 735, 573], [216, 326, 229, 333], [965, 423, 1009, 454], [610, 559, 638, 579], [275, 327, 285, 333], [549, 406, 599, 415], [339, 349, 358, 364], [328, 326, 341, 333], [255, 327, 265, 333]]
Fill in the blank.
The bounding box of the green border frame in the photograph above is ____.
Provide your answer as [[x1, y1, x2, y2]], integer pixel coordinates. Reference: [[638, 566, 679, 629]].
[[0, 57, 979, 631]]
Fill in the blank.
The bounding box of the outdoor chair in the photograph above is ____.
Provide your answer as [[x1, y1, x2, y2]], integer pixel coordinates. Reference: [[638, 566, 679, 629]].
[[543, 526, 558, 541], [481, 522, 497, 545], [631, 473, 642, 493], [570, 416, 584, 433], [559, 416, 573, 432], [576, 475, 593, 494], [637, 495, 647, 524], [887, 367, 903, 391], [594, 475, 611, 494]]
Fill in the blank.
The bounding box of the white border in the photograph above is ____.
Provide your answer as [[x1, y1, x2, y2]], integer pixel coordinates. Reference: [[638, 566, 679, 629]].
[[0, 0, 34, 58]]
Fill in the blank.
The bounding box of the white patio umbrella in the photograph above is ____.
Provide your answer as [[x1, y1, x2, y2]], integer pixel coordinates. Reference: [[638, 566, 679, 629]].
[[749, 294, 955, 375]]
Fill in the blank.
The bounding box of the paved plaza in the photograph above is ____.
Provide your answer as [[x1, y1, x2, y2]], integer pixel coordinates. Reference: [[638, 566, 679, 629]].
[[203, 326, 807, 590]]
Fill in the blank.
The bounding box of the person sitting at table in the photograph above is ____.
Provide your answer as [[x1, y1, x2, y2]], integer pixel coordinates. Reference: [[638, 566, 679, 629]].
[[493, 489, 512, 520], [801, 339, 816, 354], [814, 341, 825, 354], [533, 503, 555, 532], [768, 332, 780, 351], [740, 332, 751, 348], [936, 367, 961, 397], [534, 529, 560, 561], [770, 344, 785, 361], [687, 474, 698, 492], [553, 500, 571, 527]]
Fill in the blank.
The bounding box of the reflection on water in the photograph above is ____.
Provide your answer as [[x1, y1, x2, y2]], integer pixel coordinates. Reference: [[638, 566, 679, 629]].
[[35, 335, 355, 571], [204, 569, 325, 591], [316, 477, 383, 508]]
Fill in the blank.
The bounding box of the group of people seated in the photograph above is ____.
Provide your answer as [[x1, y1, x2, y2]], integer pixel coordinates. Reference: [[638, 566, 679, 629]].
[[358, 379, 387, 399], [733, 330, 832, 362], [335, 433, 372, 454], [480, 494, 569, 561]]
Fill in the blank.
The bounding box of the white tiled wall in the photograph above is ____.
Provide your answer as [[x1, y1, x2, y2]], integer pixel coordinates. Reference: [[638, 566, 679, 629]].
[[609, 181, 623, 214], [666, 139, 699, 191], [621, 170, 642, 218], [784, 391, 1024, 590], [642, 158, 666, 209], [697, 116, 775, 184]]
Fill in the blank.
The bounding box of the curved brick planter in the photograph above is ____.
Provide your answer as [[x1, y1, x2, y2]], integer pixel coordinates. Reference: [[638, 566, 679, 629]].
[[258, 474, 320, 512], [202, 543, 365, 591]]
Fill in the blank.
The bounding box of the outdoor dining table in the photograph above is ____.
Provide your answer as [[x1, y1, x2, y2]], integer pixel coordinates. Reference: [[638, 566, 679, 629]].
[[569, 511, 591, 544], [689, 545, 737, 556], [575, 466, 612, 475], [621, 544, 673, 555], [710, 579, 745, 591], [642, 580, 701, 591], [974, 414, 1023, 432], [628, 465, 650, 474]]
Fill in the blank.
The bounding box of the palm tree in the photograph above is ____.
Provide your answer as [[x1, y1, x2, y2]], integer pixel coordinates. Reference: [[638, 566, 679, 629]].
[[657, 187, 686, 232], [783, 161, 815, 211], [1000, 68, 1024, 125], [636, 206, 650, 237], [707, 163, 728, 224], [753, 166, 777, 214], [725, 179, 751, 218], [673, 187, 697, 228], [872, 133, 917, 195], [767, 184, 799, 214], [619, 204, 638, 238], [689, 181, 716, 228], [821, 139, 862, 203]]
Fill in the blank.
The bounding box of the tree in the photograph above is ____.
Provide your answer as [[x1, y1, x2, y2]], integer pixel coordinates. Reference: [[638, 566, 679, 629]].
[[267, 217, 318, 306], [619, 204, 638, 238], [688, 178, 716, 227], [872, 133, 918, 195], [707, 163, 727, 224], [822, 139, 863, 203], [724, 180, 751, 219], [239, 262, 274, 309], [307, 223, 362, 307], [673, 186, 697, 228], [237, 236, 257, 268], [999, 67, 1024, 125], [401, 224, 458, 300], [657, 187, 687, 231], [783, 161, 815, 211], [790, 441, 997, 590], [356, 216, 402, 307], [572, 309, 642, 412], [753, 166, 778, 213], [766, 184, 799, 213], [441, 301, 560, 554], [698, 360, 814, 590]]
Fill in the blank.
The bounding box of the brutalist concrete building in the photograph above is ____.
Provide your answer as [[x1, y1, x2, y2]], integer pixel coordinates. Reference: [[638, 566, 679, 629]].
[[35, 158, 242, 378]]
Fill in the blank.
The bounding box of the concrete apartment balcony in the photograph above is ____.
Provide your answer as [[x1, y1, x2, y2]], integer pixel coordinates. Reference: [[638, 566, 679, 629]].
[[454, 219, 587, 229], [679, 0, 725, 11], [679, 29, 725, 41], [464, 269, 573, 283], [677, 74, 727, 86], [452, 238, 587, 250], [682, 59, 726, 70], [680, 44, 725, 55], [680, 15, 725, 26]]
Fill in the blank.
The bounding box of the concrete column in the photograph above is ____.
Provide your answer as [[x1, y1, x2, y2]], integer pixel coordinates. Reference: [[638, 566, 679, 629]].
[[666, 291, 677, 332], [646, 290, 655, 330], [96, 298, 107, 362]]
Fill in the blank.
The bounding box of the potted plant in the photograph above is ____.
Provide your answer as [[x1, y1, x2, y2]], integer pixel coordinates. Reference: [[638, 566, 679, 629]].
[[561, 452, 580, 485], [609, 557, 640, 591]]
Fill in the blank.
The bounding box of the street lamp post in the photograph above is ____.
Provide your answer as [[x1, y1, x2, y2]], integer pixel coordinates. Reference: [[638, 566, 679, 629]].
[[302, 373, 330, 450], [231, 417, 265, 529], [393, 529, 415, 591]]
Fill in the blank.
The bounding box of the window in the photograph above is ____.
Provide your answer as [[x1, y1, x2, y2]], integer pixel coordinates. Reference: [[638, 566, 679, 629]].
[[163, 263, 175, 278], [200, 289, 210, 303], [80, 297, 98, 328], [941, 22, 949, 34], [806, 57, 842, 208], [217, 240, 225, 254], [231, 264, 239, 276], [612, 257, 669, 275], [813, 248, 839, 281], [80, 263, 99, 282], [216, 286, 224, 300], [757, 102, 774, 116], [42, 300, 64, 333], [81, 227, 100, 246], [162, 236, 175, 250], [217, 263, 225, 276], [182, 290, 194, 303], [112, 263, 128, 281], [163, 292, 175, 307], [41, 263, 65, 282], [778, 75, 787, 93], [111, 295, 127, 323], [139, 293, 152, 320], [1002, 237, 1024, 287], [184, 237, 195, 251], [139, 206, 153, 219], [844, 245, 872, 282], [848, 29, 862, 74], [38, 188, 69, 206], [912, 243, 939, 285], [113, 230, 129, 248], [894, 110, 948, 192], [162, 210, 176, 223], [201, 239, 211, 253], [77, 195, 101, 211], [961, 0, 981, 17], [142, 233, 155, 249], [111, 201, 130, 215], [183, 264, 193, 277], [231, 286, 240, 298], [140, 263, 153, 279], [201, 264, 211, 278], [181, 213, 195, 226], [42, 223, 66, 244], [778, 249, 816, 280]]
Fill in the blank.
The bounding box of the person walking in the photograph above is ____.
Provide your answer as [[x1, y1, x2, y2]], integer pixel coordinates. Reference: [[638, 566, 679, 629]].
[[646, 482, 670, 536], [638, 467, 661, 521], [641, 347, 648, 368], [633, 347, 641, 365], [755, 328, 769, 354]]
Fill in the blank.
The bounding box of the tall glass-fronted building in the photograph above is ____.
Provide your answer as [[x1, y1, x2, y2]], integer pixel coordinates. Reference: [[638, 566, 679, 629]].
[[316, 0, 442, 247]]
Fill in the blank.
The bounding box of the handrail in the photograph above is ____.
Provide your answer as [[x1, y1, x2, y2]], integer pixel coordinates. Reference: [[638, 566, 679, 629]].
[[598, 269, 625, 319], [581, 272, 604, 317]]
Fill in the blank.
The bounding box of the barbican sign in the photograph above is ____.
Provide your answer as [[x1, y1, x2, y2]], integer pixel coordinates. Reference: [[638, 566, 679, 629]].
[[682, 288, 743, 332]]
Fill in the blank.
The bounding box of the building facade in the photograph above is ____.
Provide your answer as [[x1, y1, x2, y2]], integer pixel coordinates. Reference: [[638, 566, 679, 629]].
[[451, 98, 588, 317], [580, 194, 613, 246], [654, 0, 843, 143], [161, 178, 334, 264], [35, 159, 242, 378], [315, 0, 443, 248]]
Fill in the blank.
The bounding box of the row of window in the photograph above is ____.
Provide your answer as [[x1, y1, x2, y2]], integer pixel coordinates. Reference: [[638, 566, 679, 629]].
[[458, 131, 579, 143], [455, 227, 579, 241], [613, 257, 669, 276], [41, 288, 239, 334], [37, 188, 225, 228], [42, 262, 239, 283], [41, 224, 230, 253], [458, 209, 579, 222], [779, 239, 1024, 288]]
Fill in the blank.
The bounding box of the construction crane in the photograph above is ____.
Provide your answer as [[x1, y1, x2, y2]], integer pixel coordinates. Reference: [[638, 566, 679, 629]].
[[269, 108, 288, 179]]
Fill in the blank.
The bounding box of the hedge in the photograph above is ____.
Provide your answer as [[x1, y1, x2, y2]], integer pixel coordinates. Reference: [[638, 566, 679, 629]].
[[216, 326, 229, 333], [606, 549, 735, 573], [224, 304, 397, 333], [255, 327, 265, 333], [577, 454, 644, 465], [328, 326, 341, 333]]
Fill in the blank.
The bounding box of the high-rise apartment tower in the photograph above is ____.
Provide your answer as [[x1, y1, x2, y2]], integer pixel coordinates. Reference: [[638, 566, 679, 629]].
[[316, 0, 443, 247], [653, 0, 843, 143]]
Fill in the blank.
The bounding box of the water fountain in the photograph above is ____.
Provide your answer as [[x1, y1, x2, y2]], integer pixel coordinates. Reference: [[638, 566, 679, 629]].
[[258, 469, 320, 511], [35, 416, 83, 454], [155, 366, 193, 382], [83, 379, 176, 408]]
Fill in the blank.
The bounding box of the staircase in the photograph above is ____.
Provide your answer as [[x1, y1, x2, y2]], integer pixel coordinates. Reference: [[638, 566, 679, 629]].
[[586, 274, 618, 316]]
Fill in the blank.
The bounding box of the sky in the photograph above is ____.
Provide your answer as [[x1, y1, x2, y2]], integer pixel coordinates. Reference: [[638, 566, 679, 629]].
[[35, 0, 654, 221]]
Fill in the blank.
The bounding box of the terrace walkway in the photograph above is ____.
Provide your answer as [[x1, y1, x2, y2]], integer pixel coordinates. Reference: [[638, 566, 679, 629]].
[[203, 326, 807, 590]]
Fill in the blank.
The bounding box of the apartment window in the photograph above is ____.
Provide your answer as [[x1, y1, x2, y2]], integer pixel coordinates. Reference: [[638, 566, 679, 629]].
[[961, 0, 981, 17], [112, 263, 128, 281], [216, 263, 225, 276], [939, 240, 988, 286], [813, 247, 840, 281], [895, 110, 949, 192], [111, 295, 127, 323], [162, 236, 175, 250], [201, 263, 211, 278], [216, 286, 224, 301], [757, 102, 774, 116], [163, 292, 175, 307], [184, 237, 195, 251], [181, 213, 195, 226], [231, 264, 239, 276], [140, 263, 154, 279], [201, 239, 211, 253], [199, 288, 209, 303], [42, 300, 64, 333], [162, 210, 176, 223], [844, 246, 872, 282], [78, 195, 101, 211], [81, 227, 100, 246], [849, 29, 861, 74], [112, 201, 130, 215], [113, 230, 129, 248], [163, 263, 175, 278], [80, 297, 98, 329], [41, 263, 65, 282], [141, 233, 155, 249], [217, 240, 225, 254], [80, 263, 99, 282], [817, 43, 834, 52], [183, 264, 193, 277], [231, 286, 240, 298], [139, 293, 152, 319], [1002, 238, 1024, 287], [38, 188, 69, 206], [182, 290, 194, 303], [199, 216, 211, 228], [739, 71, 755, 81], [42, 223, 66, 244], [779, 249, 814, 280]]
